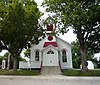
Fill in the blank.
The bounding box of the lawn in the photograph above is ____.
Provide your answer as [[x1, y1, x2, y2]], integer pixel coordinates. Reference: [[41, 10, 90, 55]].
[[62, 69, 100, 76], [0, 69, 100, 76], [0, 69, 40, 76]]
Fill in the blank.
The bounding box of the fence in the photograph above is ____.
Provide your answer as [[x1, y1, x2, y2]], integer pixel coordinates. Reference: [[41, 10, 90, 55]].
[[19, 61, 41, 69]]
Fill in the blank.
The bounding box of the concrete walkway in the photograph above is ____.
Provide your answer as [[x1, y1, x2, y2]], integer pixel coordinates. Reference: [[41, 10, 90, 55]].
[[0, 75, 100, 85], [41, 66, 61, 75]]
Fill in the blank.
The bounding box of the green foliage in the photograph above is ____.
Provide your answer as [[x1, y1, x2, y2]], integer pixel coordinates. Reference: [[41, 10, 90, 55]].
[[0, 56, 4, 65], [71, 41, 94, 68], [43, 0, 100, 71], [19, 57, 26, 62], [0, 0, 42, 53], [24, 49, 30, 58], [71, 41, 81, 68], [87, 27, 100, 53], [0, 52, 26, 69], [0, 0, 43, 70], [0, 52, 9, 65], [43, 0, 100, 43]]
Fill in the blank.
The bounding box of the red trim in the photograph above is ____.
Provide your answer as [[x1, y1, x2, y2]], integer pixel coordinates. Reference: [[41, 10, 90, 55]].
[[48, 36, 53, 41], [43, 42, 58, 47]]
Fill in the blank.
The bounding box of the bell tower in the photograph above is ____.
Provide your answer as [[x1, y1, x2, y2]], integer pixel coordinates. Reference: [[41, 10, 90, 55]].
[[43, 24, 58, 47], [45, 24, 56, 42], [41, 24, 61, 75]]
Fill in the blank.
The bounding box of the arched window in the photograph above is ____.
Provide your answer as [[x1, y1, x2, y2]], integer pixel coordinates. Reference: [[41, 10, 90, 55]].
[[62, 49, 67, 62], [47, 50, 54, 54], [35, 50, 39, 61]]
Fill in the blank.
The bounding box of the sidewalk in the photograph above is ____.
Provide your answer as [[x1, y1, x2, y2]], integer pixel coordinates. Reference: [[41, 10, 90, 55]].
[[0, 75, 100, 79], [0, 75, 100, 85]]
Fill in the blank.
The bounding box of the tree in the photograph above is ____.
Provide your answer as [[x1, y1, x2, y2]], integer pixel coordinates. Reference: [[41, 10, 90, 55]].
[[71, 41, 81, 68], [43, 0, 100, 71], [71, 41, 94, 68], [0, 52, 26, 69], [0, 55, 5, 66], [24, 49, 30, 58], [0, 0, 43, 70]]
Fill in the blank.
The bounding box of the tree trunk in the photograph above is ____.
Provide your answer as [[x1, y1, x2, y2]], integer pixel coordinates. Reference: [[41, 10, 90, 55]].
[[7, 54, 11, 70], [13, 55, 18, 71], [79, 45, 88, 72], [77, 29, 88, 72]]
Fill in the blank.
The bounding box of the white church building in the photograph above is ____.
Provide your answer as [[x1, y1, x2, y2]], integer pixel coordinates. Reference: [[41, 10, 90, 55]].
[[19, 24, 73, 74]]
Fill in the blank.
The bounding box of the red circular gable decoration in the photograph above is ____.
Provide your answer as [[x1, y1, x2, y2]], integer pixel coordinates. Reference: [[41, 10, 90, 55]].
[[48, 36, 53, 41]]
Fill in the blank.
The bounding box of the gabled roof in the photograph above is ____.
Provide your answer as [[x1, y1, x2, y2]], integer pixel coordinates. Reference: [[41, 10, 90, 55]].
[[56, 36, 71, 47], [43, 42, 58, 47], [42, 44, 59, 52]]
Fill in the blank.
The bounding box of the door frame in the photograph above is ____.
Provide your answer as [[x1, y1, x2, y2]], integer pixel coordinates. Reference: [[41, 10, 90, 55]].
[[42, 46, 59, 66]]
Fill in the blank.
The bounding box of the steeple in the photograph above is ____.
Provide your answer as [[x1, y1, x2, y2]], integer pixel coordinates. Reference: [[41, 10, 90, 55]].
[[45, 24, 55, 41], [43, 24, 58, 47]]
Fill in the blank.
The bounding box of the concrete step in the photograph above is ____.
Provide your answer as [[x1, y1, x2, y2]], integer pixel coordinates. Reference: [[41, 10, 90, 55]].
[[41, 66, 61, 75]]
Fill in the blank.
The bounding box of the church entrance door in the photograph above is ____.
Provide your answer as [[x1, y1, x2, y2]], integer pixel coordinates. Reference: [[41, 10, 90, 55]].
[[42, 48, 59, 66]]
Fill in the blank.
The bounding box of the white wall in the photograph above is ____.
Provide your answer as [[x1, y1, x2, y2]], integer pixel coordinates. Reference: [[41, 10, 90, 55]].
[[30, 36, 73, 69], [56, 37, 73, 69], [30, 39, 45, 61], [87, 61, 94, 69]]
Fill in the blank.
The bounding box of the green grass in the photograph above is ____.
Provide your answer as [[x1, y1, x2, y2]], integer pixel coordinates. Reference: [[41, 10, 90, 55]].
[[0, 69, 100, 76], [62, 69, 100, 76], [0, 69, 40, 76]]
